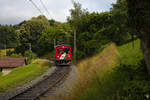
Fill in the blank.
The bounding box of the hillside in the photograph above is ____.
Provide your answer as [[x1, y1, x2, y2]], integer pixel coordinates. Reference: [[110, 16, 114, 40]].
[[66, 39, 150, 100], [0, 59, 51, 93], [66, 43, 120, 100]]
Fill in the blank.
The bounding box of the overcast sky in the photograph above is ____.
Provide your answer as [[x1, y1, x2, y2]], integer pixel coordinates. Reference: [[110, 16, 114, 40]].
[[0, 0, 116, 25]]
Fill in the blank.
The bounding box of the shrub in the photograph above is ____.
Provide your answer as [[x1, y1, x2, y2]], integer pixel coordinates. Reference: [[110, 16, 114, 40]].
[[9, 53, 22, 57], [121, 60, 150, 100], [6, 50, 13, 56], [24, 50, 37, 64], [100, 59, 150, 100]]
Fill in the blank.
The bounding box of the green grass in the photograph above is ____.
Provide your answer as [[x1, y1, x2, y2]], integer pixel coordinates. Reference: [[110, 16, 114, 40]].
[[69, 39, 150, 100], [117, 39, 143, 65], [0, 59, 51, 93], [0, 72, 2, 77], [81, 39, 149, 100], [67, 43, 120, 100]]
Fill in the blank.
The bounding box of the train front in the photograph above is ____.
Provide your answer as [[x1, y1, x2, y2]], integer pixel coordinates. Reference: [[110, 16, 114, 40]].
[[55, 44, 72, 66]]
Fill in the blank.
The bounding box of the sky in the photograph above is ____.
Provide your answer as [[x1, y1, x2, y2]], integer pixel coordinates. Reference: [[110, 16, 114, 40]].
[[0, 0, 116, 25]]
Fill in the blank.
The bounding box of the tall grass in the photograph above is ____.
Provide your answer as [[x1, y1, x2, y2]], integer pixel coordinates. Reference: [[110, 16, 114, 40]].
[[0, 59, 51, 93], [108, 39, 150, 100], [66, 43, 120, 100], [65, 39, 149, 100]]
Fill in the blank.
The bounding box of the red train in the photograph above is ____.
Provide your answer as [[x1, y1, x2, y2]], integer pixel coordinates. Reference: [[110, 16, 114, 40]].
[[55, 43, 72, 66]]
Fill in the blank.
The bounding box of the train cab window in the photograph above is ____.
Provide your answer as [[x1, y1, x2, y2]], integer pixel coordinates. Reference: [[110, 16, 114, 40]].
[[64, 48, 70, 54], [57, 49, 63, 54]]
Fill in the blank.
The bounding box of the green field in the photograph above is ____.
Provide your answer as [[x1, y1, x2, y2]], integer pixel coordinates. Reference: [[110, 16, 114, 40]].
[[0, 59, 51, 93], [67, 39, 150, 100]]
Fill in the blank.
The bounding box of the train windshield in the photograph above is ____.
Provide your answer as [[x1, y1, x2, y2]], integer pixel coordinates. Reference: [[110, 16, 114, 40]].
[[64, 48, 70, 54], [57, 49, 63, 54], [57, 48, 70, 54]]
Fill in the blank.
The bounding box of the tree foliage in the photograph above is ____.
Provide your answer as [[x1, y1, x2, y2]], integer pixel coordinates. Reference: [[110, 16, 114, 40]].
[[0, 0, 134, 60], [127, 0, 150, 73], [111, 0, 131, 44], [24, 50, 37, 64], [38, 23, 72, 56], [16, 15, 50, 55], [67, 1, 131, 59], [0, 25, 19, 49]]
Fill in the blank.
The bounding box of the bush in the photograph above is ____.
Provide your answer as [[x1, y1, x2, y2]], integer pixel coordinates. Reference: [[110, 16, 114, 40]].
[[24, 50, 37, 64], [121, 60, 150, 100], [6, 50, 13, 56], [9, 53, 22, 57], [100, 59, 150, 100]]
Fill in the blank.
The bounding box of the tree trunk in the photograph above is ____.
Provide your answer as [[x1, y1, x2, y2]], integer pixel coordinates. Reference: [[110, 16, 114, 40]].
[[139, 1, 150, 73], [127, 0, 150, 73], [141, 33, 150, 73]]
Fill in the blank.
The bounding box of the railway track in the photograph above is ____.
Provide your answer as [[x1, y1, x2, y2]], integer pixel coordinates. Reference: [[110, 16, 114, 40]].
[[8, 66, 71, 100]]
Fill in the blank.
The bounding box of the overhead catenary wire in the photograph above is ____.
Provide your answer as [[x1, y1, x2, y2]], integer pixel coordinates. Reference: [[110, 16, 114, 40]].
[[28, 0, 43, 15], [39, 0, 52, 19], [103, 0, 116, 10], [105, 0, 117, 4]]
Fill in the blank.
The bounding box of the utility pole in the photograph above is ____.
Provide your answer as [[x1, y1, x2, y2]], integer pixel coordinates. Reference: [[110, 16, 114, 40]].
[[25, 43, 31, 51], [54, 39, 56, 49], [29, 43, 31, 51], [5, 44, 6, 56], [74, 30, 76, 64], [5, 37, 7, 56]]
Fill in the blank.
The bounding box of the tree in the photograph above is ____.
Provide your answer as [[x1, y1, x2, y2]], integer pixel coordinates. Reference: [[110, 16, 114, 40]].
[[13, 20, 27, 30], [67, 0, 133, 60], [24, 50, 37, 64], [38, 22, 72, 56], [127, 0, 150, 73], [49, 19, 55, 26], [111, 0, 131, 45], [0, 25, 19, 49], [17, 15, 50, 55], [67, 1, 89, 59], [38, 26, 57, 56], [67, 1, 89, 31]]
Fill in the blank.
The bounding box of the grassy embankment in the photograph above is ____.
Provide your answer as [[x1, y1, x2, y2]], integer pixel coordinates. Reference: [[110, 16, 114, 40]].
[[0, 59, 51, 94], [67, 39, 150, 100], [65, 43, 120, 100]]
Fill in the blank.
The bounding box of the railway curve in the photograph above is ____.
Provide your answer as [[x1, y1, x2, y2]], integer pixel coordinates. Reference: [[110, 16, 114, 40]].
[[0, 65, 71, 100]]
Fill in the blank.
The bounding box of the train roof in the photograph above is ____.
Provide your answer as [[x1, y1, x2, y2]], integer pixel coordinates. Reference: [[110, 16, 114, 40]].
[[55, 44, 71, 48]]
